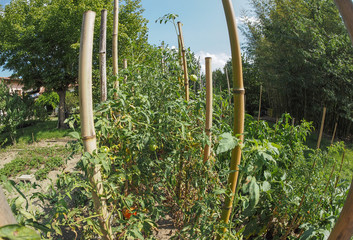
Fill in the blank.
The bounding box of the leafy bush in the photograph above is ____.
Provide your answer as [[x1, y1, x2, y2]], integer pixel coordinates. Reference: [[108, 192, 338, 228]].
[[0, 82, 35, 144]]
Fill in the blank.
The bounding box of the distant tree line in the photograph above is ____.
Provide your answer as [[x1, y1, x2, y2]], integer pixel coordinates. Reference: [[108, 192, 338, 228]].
[[213, 0, 353, 139]]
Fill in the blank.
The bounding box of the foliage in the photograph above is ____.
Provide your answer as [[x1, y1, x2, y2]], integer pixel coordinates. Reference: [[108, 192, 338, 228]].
[[242, 0, 353, 134], [0, 82, 37, 144], [2, 43, 350, 240], [0, 0, 149, 128], [35, 91, 59, 115]]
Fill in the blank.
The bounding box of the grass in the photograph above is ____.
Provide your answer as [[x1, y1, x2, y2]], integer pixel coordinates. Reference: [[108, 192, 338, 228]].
[[0, 118, 71, 147]]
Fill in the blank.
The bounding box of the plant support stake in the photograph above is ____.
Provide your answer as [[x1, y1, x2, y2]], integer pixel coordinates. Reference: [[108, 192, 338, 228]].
[[220, 0, 245, 232], [203, 57, 213, 163], [78, 11, 112, 240], [328, 1, 353, 238], [0, 187, 17, 227], [177, 21, 189, 101], [113, 0, 119, 99], [123, 58, 127, 84], [316, 107, 326, 149], [99, 9, 107, 102], [257, 85, 262, 122]]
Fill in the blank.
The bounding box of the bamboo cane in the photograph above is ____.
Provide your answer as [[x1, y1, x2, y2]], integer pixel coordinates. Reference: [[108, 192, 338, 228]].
[[335, 149, 346, 188], [177, 22, 189, 101], [334, 0, 353, 44], [99, 9, 107, 102], [257, 85, 262, 122], [123, 58, 127, 84], [78, 11, 112, 240], [112, 0, 119, 99], [316, 107, 326, 149], [203, 57, 213, 163], [331, 122, 338, 145], [220, 0, 245, 230], [225, 67, 231, 105], [0, 187, 17, 227], [328, 177, 353, 239]]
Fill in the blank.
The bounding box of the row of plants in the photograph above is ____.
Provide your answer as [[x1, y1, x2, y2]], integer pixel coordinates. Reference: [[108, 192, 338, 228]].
[[2, 44, 350, 239]]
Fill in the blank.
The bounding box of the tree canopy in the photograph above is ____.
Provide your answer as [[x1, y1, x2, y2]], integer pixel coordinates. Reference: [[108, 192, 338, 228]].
[[242, 0, 353, 134], [0, 0, 148, 128]]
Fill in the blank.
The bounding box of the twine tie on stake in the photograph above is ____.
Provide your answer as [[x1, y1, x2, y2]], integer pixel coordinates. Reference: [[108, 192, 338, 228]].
[[233, 88, 245, 95]]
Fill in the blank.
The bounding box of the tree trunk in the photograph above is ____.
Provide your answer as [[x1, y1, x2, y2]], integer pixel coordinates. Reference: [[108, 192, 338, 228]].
[[57, 89, 67, 129]]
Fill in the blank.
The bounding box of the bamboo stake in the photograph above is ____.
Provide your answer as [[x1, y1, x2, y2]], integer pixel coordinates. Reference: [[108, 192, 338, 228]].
[[225, 67, 231, 105], [78, 11, 112, 240], [257, 85, 262, 122], [99, 9, 107, 102], [331, 122, 338, 145], [334, 0, 353, 44], [335, 149, 346, 188], [177, 22, 189, 101], [203, 57, 213, 163], [316, 107, 326, 149], [123, 58, 127, 84], [0, 187, 17, 227], [112, 0, 119, 99], [220, 0, 245, 230], [328, 177, 353, 240]]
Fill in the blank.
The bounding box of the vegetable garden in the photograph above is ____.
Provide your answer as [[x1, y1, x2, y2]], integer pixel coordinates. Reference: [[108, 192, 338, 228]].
[[1, 0, 353, 239]]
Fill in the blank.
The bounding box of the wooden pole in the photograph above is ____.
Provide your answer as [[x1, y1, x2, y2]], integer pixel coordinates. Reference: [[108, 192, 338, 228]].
[[203, 57, 213, 163], [225, 67, 231, 105], [220, 0, 245, 230], [328, 2, 353, 239], [99, 9, 107, 102], [257, 85, 262, 122], [78, 11, 112, 240], [0, 187, 17, 227], [316, 107, 326, 149], [177, 22, 189, 101], [331, 122, 338, 145], [334, 0, 353, 44], [328, 177, 353, 240], [335, 149, 346, 188], [123, 58, 127, 84], [112, 0, 119, 99]]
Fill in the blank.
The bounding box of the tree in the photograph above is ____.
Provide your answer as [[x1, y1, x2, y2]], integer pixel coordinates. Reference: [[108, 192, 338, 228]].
[[243, 0, 353, 132], [0, 0, 149, 128]]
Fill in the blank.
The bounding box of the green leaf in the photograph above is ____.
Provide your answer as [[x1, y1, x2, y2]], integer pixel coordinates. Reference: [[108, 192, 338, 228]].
[[264, 171, 271, 180], [216, 132, 238, 154], [213, 188, 226, 195], [249, 177, 260, 208], [68, 131, 80, 140], [262, 181, 271, 192], [0, 224, 40, 240]]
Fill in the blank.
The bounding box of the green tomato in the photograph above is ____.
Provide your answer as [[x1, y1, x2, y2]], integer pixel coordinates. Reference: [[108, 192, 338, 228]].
[[190, 74, 198, 82], [149, 144, 158, 151]]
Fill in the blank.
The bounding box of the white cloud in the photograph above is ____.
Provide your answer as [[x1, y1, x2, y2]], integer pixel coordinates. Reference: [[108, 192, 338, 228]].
[[196, 51, 231, 73]]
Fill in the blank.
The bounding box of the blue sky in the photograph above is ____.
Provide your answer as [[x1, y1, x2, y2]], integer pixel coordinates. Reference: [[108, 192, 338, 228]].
[[0, 0, 252, 77]]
